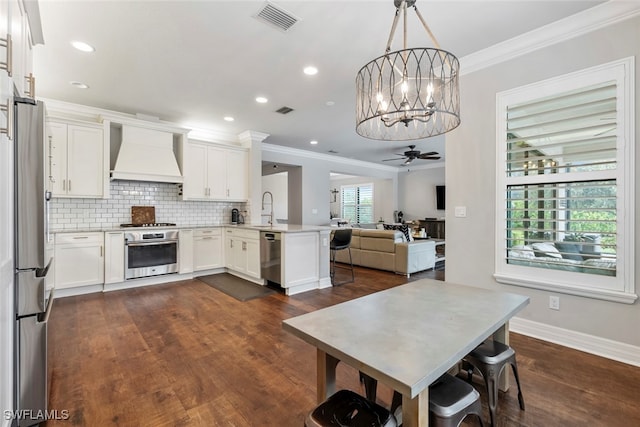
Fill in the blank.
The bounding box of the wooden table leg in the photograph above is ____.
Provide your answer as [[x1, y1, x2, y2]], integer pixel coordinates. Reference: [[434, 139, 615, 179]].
[[316, 349, 339, 403], [493, 321, 510, 392], [402, 389, 429, 427]]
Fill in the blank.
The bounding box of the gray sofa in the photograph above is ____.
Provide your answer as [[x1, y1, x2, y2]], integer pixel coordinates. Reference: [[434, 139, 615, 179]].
[[332, 228, 436, 277]]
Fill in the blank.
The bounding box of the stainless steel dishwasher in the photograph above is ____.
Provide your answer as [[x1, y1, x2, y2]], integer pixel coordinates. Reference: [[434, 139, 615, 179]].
[[260, 231, 281, 285]]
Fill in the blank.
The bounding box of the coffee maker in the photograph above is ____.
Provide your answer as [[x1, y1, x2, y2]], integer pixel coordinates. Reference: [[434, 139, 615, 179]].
[[231, 208, 240, 225]]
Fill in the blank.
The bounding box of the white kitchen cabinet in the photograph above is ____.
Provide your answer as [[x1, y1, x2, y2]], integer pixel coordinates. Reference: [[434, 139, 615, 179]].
[[54, 232, 104, 289], [193, 228, 223, 271], [104, 231, 124, 284], [183, 141, 248, 201], [179, 229, 194, 274], [47, 121, 105, 198], [224, 228, 260, 279], [7, 0, 37, 98]]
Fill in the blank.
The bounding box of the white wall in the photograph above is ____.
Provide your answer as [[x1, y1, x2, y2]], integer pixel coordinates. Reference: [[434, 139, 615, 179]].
[[330, 175, 394, 224], [262, 145, 399, 225], [261, 172, 288, 224], [446, 16, 640, 348], [398, 165, 445, 221]]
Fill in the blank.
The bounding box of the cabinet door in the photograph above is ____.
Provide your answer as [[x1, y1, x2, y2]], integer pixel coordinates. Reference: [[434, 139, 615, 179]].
[[55, 242, 104, 289], [225, 236, 244, 272], [226, 149, 248, 200], [104, 232, 124, 284], [183, 143, 208, 199], [66, 125, 103, 197], [194, 235, 223, 271], [206, 146, 228, 199], [9, 0, 25, 96], [47, 122, 68, 196], [179, 229, 194, 274], [244, 238, 261, 278]]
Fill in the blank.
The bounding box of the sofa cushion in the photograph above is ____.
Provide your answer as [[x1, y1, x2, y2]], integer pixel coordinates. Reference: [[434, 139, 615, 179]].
[[554, 242, 584, 261], [531, 242, 562, 259], [383, 224, 413, 242], [359, 229, 402, 253]]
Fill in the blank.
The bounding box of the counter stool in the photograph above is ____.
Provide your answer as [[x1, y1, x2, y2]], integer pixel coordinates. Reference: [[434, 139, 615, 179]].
[[464, 340, 525, 427], [305, 389, 397, 427], [360, 373, 483, 427], [330, 229, 354, 285], [429, 373, 484, 427]]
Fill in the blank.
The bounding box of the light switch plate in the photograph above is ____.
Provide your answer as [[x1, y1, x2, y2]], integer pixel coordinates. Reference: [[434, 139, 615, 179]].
[[454, 206, 467, 217]]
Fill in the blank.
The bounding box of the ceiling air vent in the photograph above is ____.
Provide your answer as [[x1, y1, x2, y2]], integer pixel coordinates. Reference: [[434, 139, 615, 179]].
[[254, 1, 299, 32], [276, 106, 294, 114], [328, 150, 339, 154]]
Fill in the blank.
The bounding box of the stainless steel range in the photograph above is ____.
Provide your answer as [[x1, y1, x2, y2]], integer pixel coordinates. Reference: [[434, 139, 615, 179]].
[[124, 230, 179, 279]]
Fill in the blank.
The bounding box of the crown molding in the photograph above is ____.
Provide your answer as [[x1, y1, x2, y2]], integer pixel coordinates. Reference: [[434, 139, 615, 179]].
[[262, 143, 399, 173], [460, 1, 640, 75]]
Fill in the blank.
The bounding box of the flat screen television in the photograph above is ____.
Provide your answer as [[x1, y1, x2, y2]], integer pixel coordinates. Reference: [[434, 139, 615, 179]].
[[436, 185, 445, 210]]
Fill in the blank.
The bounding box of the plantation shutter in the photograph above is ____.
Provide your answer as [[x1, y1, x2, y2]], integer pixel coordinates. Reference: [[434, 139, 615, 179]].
[[504, 81, 618, 277], [341, 184, 374, 224]]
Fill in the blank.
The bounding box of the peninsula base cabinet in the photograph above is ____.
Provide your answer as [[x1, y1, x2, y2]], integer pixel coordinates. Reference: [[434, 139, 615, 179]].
[[224, 228, 260, 280], [54, 232, 104, 289]]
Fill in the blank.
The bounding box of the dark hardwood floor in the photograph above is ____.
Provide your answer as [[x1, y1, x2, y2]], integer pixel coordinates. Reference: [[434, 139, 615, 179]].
[[47, 266, 640, 426]]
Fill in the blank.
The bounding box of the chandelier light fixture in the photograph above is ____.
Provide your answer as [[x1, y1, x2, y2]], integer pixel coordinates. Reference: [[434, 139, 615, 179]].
[[356, 0, 461, 141]]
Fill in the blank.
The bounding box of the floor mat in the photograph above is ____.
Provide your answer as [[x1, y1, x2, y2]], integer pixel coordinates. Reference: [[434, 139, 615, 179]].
[[196, 273, 275, 301]]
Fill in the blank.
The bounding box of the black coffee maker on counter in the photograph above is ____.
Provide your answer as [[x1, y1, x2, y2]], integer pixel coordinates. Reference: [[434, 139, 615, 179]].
[[231, 208, 244, 224]]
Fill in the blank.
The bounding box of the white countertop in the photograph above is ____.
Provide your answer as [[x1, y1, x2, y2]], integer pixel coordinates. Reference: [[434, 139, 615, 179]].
[[51, 224, 332, 234]]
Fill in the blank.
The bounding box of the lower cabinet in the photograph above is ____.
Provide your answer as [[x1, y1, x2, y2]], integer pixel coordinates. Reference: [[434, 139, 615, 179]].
[[54, 232, 104, 289], [104, 231, 124, 284], [193, 228, 223, 271], [224, 228, 260, 279]]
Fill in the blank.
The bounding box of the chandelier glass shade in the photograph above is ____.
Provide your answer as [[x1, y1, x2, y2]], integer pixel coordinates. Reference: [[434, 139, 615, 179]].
[[356, 0, 461, 141]]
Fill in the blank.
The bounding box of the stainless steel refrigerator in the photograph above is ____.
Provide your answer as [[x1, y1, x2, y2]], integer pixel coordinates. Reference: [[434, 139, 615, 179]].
[[13, 97, 53, 427]]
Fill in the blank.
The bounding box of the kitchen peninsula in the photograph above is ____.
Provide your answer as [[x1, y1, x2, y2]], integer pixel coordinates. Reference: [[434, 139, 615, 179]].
[[52, 224, 332, 298]]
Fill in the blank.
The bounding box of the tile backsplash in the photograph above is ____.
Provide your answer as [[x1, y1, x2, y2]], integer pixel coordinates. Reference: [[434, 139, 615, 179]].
[[50, 181, 248, 231]]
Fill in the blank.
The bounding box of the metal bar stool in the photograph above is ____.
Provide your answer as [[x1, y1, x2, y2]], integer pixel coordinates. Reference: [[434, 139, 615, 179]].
[[305, 389, 397, 427], [330, 229, 354, 285], [361, 373, 484, 427], [464, 340, 525, 427]]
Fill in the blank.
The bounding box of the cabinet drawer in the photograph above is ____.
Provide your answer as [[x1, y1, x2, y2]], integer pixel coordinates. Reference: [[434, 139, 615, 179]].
[[194, 228, 221, 238], [225, 228, 258, 240], [55, 232, 103, 244]]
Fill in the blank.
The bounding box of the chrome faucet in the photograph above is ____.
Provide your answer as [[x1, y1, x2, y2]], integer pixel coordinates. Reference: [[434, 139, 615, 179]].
[[261, 191, 274, 225]]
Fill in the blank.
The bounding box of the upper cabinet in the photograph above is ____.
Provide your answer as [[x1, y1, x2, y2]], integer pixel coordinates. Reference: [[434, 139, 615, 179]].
[[5, 0, 41, 99], [183, 140, 248, 201], [47, 120, 106, 198]]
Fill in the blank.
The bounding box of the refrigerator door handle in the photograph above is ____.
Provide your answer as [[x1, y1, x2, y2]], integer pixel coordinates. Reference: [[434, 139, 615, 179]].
[[35, 257, 52, 278], [38, 289, 54, 324], [45, 190, 52, 242]]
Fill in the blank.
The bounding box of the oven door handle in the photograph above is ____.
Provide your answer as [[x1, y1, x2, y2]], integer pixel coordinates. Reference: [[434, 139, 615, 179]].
[[126, 240, 178, 247]]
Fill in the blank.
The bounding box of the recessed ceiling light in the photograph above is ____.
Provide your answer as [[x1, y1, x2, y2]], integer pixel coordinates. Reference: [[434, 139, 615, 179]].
[[310, 140, 318, 145], [256, 96, 268, 104], [326, 101, 335, 106], [303, 66, 318, 76], [70, 81, 89, 89], [71, 41, 95, 52], [223, 116, 234, 122]]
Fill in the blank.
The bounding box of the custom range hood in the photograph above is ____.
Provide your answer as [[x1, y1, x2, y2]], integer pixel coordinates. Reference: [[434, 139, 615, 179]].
[[111, 124, 184, 183]]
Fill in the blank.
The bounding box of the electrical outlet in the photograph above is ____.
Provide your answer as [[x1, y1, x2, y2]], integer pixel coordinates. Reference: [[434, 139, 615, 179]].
[[549, 295, 560, 310]]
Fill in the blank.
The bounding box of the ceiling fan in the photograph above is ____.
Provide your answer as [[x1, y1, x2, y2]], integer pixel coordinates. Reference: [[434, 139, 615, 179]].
[[382, 145, 441, 165]]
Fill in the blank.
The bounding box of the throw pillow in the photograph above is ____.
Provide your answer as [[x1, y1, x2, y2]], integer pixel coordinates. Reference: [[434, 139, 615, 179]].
[[531, 242, 562, 259], [554, 242, 584, 261], [383, 224, 413, 242]]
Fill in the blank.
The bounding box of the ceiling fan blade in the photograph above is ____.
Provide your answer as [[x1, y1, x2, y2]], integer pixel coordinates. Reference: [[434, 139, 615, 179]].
[[419, 151, 438, 157], [382, 157, 405, 161], [419, 156, 441, 160], [403, 157, 414, 165]]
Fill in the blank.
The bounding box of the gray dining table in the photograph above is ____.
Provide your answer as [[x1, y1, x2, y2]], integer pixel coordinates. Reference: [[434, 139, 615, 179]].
[[282, 278, 530, 427]]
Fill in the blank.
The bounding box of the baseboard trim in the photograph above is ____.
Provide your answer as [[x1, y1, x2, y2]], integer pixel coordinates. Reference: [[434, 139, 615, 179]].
[[510, 317, 640, 367]]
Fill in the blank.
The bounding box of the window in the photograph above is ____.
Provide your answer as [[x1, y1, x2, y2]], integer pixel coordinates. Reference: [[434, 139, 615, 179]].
[[341, 184, 374, 224], [495, 58, 635, 303]]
